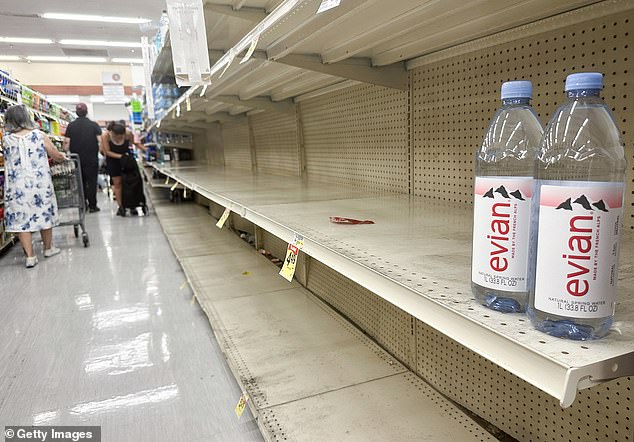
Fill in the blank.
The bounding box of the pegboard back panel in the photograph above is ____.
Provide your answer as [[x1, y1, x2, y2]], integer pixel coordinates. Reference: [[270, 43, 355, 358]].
[[307, 259, 414, 367], [412, 8, 634, 229], [221, 121, 251, 170], [415, 319, 633, 442], [250, 111, 301, 177], [300, 83, 410, 193]]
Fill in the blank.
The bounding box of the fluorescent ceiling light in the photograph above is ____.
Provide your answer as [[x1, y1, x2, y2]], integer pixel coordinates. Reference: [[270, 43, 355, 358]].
[[27, 56, 107, 63], [111, 58, 143, 64], [0, 55, 21, 61], [0, 37, 53, 44], [42, 13, 150, 24], [60, 39, 141, 48]]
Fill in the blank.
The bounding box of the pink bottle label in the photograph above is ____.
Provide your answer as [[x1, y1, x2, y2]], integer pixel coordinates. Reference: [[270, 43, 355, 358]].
[[534, 182, 624, 318], [472, 176, 533, 292]]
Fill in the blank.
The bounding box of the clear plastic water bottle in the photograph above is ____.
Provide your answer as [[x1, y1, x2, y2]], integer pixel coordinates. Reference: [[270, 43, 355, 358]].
[[472, 81, 543, 313], [159, 10, 170, 48], [528, 73, 626, 340]]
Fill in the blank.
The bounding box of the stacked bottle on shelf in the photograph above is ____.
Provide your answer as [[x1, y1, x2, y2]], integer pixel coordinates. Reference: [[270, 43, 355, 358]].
[[472, 73, 626, 340]]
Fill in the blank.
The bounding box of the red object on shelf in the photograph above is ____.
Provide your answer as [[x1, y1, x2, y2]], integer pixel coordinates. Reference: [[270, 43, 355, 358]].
[[329, 216, 375, 225]]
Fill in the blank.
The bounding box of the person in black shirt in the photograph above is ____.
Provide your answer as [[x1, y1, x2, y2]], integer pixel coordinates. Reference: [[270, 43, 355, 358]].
[[101, 121, 145, 216], [63, 103, 102, 212]]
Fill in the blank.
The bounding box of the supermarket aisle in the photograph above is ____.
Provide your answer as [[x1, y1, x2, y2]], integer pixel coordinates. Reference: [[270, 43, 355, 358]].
[[0, 193, 263, 442]]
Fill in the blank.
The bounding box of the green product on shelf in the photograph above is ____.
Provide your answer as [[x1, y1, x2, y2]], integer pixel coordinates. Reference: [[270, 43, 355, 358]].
[[131, 99, 142, 113], [21, 87, 33, 107]]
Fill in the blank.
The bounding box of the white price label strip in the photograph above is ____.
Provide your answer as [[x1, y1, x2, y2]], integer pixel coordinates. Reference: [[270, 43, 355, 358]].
[[186, 96, 191, 111], [235, 393, 249, 418], [317, 0, 341, 13], [170, 182, 179, 191], [279, 234, 304, 282], [216, 208, 231, 228], [165, 177, 170, 185], [240, 34, 259, 64]]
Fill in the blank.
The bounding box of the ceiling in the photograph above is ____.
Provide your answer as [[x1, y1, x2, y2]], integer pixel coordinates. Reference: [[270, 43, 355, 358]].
[[0, 1, 284, 61], [0, 0, 165, 60]]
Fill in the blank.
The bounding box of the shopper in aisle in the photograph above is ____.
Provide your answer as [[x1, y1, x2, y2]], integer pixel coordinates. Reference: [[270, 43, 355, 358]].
[[63, 103, 102, 213], [102, 121, 145, 216], [3, 105, 66, 268]]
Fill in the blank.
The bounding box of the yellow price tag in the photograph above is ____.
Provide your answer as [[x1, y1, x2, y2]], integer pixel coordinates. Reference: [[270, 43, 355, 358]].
[[186, 96, 191, 112], [279, 243, 299, 282], [235, 393, 248, 418], [170, 182, 179, 191], [240, 34, 259, 64], [216, 208, 231, 228], [164, 177, 170, 185]]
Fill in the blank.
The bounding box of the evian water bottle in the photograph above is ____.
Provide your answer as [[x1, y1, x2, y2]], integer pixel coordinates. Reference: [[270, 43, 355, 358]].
[[472, 81, 542, 312], [528, 73, 626, 339]]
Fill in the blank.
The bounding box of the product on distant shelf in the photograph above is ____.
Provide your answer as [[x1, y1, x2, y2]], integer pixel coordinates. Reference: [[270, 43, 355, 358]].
[[0, 70, 20, 101], [21, 87, 33, 107], [528, 73, 626, 340], [471, 81, 543, 313], [51, 120, 60, 136]]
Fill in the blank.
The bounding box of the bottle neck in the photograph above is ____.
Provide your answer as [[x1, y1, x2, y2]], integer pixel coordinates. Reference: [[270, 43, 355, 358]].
[[566, 89, 601, 98], [502, 97, 531, 106]]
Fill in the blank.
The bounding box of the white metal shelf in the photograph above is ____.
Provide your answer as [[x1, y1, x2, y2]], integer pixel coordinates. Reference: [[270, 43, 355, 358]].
[[161, 143, 193, 150], [151, 161, 634, 408], [152, 197, 494, 441], [147, 0, 616, 130], [0, 235, 14, 253], [140, 162, 172, 189]]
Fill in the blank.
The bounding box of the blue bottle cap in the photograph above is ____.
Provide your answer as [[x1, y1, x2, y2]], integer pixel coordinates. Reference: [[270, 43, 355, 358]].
[[565, 72, 603, 91], [501, 81, 532, 100]]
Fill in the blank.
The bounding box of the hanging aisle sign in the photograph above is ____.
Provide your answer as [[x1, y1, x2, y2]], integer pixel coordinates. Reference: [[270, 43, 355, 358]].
[[166, 0, 212, 86], [102, 72, 126, 103]]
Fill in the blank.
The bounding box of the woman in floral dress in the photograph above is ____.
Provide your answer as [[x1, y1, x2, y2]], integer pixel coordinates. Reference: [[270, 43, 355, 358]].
[[3, 105, 65, 268]]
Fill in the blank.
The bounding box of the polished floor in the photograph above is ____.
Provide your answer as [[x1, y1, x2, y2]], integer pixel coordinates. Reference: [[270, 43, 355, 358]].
[[0, 193, 263, 441]]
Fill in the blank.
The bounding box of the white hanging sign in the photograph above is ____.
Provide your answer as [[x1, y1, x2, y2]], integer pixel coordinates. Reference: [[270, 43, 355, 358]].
[[166, 0, 212, 86], [317, 0, 341, 14], [102, 71, 126, 104], [141, 36, 155, 119]]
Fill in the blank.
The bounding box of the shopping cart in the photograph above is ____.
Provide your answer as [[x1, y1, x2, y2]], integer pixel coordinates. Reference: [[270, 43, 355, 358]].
[[50, 153, 89, 247]]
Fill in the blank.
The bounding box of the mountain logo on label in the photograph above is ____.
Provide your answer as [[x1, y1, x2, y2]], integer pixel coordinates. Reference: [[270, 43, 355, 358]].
[[556, 195, 609, 212], [510, 189, 525, 200], [483, 185, 524, 200]]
